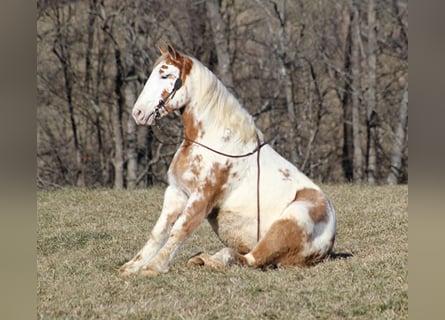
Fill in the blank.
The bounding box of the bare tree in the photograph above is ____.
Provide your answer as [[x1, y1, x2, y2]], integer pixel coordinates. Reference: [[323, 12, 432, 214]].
[[51, 3, 85, 187], [206, 0, 234, 89], [99, 2, 126, 189], [255, 0, 299, 164], [387, 81, 408, 184], [350, 3, 363, 183], [37, 0, 408, 188], [366, 0, 377, 184]]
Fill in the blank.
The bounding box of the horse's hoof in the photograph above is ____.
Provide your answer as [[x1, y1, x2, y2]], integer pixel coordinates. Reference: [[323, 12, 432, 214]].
[[139, 267, 160, 277], [187, 255, 205, 267], [118, 265, 135, 277]]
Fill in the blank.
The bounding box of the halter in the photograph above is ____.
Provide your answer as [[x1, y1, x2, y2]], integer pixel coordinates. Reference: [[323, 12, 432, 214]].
[[154, 57, 184, 120]]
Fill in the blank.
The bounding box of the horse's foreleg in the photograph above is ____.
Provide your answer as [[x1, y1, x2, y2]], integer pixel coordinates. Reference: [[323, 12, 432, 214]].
[[119, 186, 187, 276], [187, 247, 246, 269], [139, 192, 209, 275]]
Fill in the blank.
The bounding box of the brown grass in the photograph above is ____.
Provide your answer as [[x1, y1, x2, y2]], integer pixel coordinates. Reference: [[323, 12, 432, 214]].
[[37, 184, 407, 319]]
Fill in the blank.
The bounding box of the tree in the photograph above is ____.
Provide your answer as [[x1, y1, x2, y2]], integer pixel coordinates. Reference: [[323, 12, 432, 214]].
[[387, 81, 408, 184], [99, 2, 127, 189], [50, 3, 85, 187], [366, 0, 377, 184], [255, 0, 299, 165], [342, 2, 363, 182], [36, 0, 408, 188], [206, 0, 234, 89]]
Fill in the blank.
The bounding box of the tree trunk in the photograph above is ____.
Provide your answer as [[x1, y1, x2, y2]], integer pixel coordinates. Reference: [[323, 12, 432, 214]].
[[366, 0, 377, 184], [206, 0, 234, 89], [254, 0, 298, 164], [342, 8, 354, 182], [342, 3, 362, 183], [112, 48, 125, 189], [351, 4, 363, 183], [282, 64, 298, 165], [137, 126, 153, 186], [387, 82, 408, 184], [126, 81, 138, 189], [84, 0, 97, 93], [52, 5, 84, 187]]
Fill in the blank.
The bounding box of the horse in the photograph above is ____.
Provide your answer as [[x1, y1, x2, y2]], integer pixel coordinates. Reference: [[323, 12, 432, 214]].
[[119, 44, 336, 276]]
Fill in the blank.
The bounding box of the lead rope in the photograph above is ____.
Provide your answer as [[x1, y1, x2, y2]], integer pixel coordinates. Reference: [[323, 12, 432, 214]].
[[255, 134, 262, 242], [183, 134, 265, 242]]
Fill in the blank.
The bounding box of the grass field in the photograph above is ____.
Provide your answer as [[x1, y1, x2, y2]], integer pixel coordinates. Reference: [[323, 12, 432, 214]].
[[37, 184, 407, 319]]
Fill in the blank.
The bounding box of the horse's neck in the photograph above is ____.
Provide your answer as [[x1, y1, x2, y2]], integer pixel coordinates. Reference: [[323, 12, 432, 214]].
[[183, 61, 258, 146]]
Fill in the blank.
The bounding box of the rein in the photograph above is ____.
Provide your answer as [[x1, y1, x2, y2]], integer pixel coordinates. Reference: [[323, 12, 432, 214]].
[[184, 134, 267, 242]]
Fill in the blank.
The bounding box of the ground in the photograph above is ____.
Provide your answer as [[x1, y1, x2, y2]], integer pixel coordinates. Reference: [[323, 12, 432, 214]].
[[37, 184, 407, 319]]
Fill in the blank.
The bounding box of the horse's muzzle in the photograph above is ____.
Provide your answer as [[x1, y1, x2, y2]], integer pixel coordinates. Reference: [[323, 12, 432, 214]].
[[133, 108, 155, 126]]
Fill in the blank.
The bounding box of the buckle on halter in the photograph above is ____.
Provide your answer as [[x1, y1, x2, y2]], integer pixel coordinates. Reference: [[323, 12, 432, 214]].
[[155, 102, 163, 120]]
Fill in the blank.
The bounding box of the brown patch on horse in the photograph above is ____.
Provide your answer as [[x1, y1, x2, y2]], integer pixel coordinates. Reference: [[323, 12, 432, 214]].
[[181, 108, 203, 142], [161, 89, 170, 101], [278, 168, 291, 181], [294, 188, 329, 224], [179, 162, 232, 236], [164, 52, 192, 80], [155, 45, 193, 82], [201, 162, 232, 211], [248, 219, 308, 267], [171, 148, 202, 192], [180, 56, 193, 82]]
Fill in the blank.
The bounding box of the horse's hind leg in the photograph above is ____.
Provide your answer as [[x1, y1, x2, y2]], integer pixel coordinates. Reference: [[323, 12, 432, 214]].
[[244, 198, 335, 268], [186, 217, 310, 269], [243, 218, 308, 268]]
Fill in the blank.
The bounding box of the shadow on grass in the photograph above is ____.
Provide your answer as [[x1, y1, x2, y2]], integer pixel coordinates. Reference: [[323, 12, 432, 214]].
[[329, 251, 353, 261]]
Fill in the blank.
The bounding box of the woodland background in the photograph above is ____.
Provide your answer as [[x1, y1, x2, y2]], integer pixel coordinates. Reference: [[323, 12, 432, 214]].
[[36, 0, 408, 189]]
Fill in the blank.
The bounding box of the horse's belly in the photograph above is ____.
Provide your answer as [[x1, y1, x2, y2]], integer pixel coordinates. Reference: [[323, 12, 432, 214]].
[[207, 209, 258, 254]]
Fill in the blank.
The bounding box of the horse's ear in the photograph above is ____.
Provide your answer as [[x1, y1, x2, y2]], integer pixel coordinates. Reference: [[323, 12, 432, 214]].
[[167, 43, 180, 61], [157, 44, 167, 55]]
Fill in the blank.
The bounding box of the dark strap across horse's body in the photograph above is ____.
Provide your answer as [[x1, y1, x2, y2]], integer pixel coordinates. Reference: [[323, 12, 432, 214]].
[[183, 134, 266, 242]]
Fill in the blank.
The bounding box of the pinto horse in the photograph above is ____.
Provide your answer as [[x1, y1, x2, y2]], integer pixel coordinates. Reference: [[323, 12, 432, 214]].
[[119, 44, 336, 276]]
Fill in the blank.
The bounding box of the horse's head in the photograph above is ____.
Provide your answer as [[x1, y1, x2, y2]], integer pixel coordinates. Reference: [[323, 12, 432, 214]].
[[132, 44, 191, 125]]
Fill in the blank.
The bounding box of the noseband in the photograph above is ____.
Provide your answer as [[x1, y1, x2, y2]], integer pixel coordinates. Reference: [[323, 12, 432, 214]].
[[154, 58, 184, 120]]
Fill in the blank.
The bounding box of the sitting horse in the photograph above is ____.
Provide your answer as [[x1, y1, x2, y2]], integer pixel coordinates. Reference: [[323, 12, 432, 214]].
[[120, 44, 336, 276]]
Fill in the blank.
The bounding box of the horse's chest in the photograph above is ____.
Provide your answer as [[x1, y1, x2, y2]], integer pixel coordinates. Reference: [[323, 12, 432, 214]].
[[169, 146, 239, 198]]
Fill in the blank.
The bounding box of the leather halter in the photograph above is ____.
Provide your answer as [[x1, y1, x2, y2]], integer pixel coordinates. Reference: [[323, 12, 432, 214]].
[[154, 58, 184, 120]]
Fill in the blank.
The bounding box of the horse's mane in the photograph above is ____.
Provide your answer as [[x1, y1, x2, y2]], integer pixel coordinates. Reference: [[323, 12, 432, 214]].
[[188, 56, 258, 144]]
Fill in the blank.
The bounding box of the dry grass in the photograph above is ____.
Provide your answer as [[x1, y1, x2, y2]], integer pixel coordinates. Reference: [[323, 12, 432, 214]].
[[37, 184, 407, 319]]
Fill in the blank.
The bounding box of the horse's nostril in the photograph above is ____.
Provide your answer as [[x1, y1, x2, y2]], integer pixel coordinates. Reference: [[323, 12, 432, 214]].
[[133, 108, 142, 117]]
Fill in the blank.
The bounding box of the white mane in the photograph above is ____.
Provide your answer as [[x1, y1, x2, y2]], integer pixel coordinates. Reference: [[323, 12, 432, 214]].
[[187, 56, 259, 144]]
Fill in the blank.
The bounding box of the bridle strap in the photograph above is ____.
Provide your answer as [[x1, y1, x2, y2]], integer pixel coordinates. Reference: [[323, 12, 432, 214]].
[[184, 134, 266, 242], [155, 58, 184, 120]]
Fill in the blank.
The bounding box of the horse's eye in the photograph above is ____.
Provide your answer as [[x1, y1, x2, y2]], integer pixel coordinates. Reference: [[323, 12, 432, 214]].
[[161, 75, 169, 79]]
